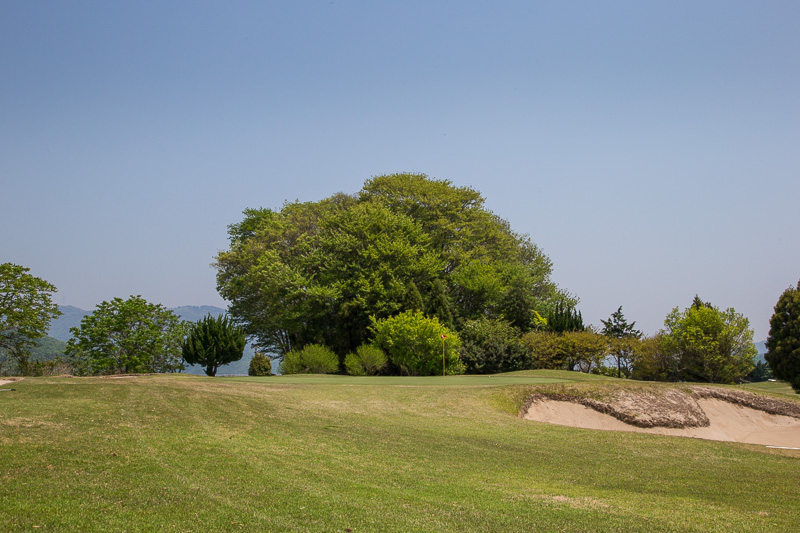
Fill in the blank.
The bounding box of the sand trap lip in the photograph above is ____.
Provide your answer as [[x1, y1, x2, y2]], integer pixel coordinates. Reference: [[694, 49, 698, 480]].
[[523, 397, 800, 447]]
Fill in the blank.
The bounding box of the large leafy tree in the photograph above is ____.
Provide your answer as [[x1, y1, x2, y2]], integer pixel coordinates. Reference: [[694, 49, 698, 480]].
[[0, 263, 62, 374], [182, 314, 246, 376], [66, 295, 187, 375], [765, 280, 800, 393], [661, 296, 756, 383], [216, 174, 563, 359]]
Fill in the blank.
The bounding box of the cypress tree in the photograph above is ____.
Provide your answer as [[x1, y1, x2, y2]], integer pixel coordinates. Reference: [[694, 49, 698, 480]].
[[182, 314, 246, 376], [426, 279, 454, 330], [403, 281, 424, 313]]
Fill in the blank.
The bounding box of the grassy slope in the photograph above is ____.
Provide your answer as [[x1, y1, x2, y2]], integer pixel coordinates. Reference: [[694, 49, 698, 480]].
[[1, 373, 798, 532]]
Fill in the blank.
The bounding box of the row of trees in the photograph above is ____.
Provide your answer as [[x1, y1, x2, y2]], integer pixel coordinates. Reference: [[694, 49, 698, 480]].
[[0, 269, 246, 377], [65, 296, 247, 377], [455, 298, 760, 384], [3, 167, 800, 389]]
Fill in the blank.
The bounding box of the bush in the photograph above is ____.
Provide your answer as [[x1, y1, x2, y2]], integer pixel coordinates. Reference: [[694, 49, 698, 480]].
[[279, 344, 339, 374], [370, 310, 464, 376], [345, 344, 388, 376], [459, 317, 528, 374], [521, 330, 609, 372], [248, 352, 273, 376], [18, 357, 73, 377], [521, 331, 565, 369]]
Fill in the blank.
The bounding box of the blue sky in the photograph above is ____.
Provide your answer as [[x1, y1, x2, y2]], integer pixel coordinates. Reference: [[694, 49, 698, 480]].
[[2, 1, 798, 341]]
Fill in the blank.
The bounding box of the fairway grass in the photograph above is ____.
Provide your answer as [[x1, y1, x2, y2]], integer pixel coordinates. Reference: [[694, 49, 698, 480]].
[[2, 373, 799, 531]]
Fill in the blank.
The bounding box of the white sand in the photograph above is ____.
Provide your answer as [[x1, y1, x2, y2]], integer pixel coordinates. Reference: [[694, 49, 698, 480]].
[[523, 398, 800, 447]]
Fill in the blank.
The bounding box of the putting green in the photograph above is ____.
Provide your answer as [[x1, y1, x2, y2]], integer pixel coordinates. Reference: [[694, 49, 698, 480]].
[[218, 370, 612, 386]]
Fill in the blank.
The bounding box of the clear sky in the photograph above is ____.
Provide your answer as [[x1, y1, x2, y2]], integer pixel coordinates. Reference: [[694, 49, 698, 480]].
[[2, 1, 798, 341]]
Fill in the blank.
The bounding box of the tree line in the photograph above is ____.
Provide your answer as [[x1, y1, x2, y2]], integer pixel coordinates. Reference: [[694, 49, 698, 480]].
[[2, 173, 799, 388]]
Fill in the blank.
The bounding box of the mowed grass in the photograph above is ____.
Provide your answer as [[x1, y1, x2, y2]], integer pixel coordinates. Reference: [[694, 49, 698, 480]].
[[1, 373, 799, 532], [740, 379, 799, 397]]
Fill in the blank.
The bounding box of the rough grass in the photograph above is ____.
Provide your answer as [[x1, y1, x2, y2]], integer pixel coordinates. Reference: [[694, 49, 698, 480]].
[[1, 373, 799, 531]]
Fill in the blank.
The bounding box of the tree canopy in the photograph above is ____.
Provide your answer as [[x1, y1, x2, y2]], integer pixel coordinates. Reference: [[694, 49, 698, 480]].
[[66, 295, 187, 375], [215, 173, 564, 359], [0, 263, 62, 374], [182, 314, 246, 376], [765, 280, 800, 392], [601, 306, 642, 378], [660, 296, 756, 383]]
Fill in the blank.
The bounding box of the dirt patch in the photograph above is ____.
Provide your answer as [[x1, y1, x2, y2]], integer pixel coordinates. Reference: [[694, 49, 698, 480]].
[[521, 386, 800, 447], [0, 378, 22, 387]]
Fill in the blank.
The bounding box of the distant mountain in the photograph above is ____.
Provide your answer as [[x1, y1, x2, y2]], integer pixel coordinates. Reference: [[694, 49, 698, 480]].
[[48, 305, 92, 341], [170, 305, 226, 322]]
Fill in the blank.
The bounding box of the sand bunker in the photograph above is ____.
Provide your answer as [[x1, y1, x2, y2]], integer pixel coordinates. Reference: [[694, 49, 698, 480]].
[[523, 394, 800, 447]]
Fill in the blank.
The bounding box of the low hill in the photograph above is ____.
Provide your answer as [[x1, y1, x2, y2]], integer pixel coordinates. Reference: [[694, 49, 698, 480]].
[[48, 305, 92, 341]]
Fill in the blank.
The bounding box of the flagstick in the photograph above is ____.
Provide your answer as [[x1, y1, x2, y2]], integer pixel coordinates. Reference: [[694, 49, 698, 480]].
[[442, 335, 446, 379]]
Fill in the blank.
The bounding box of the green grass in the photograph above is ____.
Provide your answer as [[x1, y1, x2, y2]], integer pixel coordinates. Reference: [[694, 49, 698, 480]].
[[1, 372, 799, 531], [740, 380, 799, 397], [226, 369, 611, 386]]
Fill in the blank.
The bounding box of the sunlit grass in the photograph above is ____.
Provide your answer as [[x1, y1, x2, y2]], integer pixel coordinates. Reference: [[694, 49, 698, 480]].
[[1, 373, 798, 531], [740, 379, 799, 397]]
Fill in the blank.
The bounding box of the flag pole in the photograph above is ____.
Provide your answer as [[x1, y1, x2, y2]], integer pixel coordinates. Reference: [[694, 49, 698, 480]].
[[442, 334, 446, 379]]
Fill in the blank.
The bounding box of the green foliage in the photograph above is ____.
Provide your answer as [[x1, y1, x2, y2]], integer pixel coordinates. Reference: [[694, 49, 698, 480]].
[[248, 352, 272, 376], [182, 314, 246, 376], [279, 344, 340, 374], [546, 301, 584, 332], [370, 310, 464, 376], [0, 263, 62, 375], [601, 306, 642, 339], [630, 334, 676, 381], [344, 344, 388, 376], [558, 330, 609, 373], [765, 280, 800, 392], [402, 282, 424, 313], [29, 335, 67, 361], [65, 295, 188, 375], [660, 297, 756, 383], [425, 278, 454, 329], [521, 331, 565, 369], [215, 174, 562, 358], [521, 330, 609, 372], [747, 359, 773, 383], [601, 307, 643, 377], [459, 317, 528, 374]]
